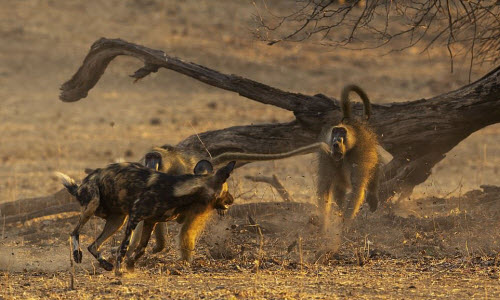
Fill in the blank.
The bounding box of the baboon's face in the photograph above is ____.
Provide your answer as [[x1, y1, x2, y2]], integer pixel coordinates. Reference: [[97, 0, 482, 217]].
[[144, 151, 162, 171], [329, 126, 348, 160]]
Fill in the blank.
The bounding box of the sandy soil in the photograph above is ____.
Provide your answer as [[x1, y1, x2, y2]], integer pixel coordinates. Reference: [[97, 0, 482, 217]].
[[1, 0, 499, 299]]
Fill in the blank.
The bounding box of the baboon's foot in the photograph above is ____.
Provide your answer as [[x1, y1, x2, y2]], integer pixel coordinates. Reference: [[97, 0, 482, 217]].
[[73, 249, 83, 263], [366, 195, 378, 212], [315, 249, 340, 264], [178, 258, 191, 268], [98, 259, 114, 271]]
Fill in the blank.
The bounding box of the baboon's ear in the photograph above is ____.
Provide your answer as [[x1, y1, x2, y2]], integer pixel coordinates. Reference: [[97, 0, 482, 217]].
[[194, 160, 214, 175], [84, 168, 94, 174]]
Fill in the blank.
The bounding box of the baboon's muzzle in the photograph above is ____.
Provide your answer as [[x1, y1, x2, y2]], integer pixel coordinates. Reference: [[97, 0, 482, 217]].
[[331, 141, 345, 160]]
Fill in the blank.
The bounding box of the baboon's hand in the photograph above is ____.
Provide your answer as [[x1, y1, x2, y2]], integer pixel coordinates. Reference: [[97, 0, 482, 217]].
[[319, 142, 332, 154]]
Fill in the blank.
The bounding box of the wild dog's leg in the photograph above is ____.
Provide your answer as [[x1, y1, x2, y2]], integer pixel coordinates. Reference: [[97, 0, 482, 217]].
[[115, 217, 140, 276], [70, 195, 99, 263], [179, 206, 213, 262], [366, 164, 381, 212], [126, 220, 144, 259], [126, 221, 156, 271], [88, 214, 126, 271], [152, 222, 168, 254]]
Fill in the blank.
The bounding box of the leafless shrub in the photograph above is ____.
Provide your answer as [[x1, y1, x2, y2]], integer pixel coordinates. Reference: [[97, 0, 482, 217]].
[[254, 0, 500, 77]]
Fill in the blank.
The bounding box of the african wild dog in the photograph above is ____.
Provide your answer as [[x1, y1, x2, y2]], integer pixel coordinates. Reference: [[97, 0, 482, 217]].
[[57, 160, 235, 274]]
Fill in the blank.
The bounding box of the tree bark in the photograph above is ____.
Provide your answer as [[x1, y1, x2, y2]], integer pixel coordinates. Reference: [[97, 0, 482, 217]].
[[3, 37, 497, 222]]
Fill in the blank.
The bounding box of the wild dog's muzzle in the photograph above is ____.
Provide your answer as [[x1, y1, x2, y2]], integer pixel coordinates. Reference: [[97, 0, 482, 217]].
[[145, 152, 162, 171], [215, 192, 234, 216]]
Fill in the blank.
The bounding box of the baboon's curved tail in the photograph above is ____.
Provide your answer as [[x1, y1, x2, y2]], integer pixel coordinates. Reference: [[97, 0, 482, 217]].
[[55, 172, 79, 197], [340, 84, 372, 121], [210, 142, 329, 165]]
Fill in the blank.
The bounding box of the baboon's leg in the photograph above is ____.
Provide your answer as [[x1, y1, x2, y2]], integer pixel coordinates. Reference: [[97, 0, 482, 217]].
[[115, 217, 140, 276], [88, 214, 126, 271], [126, 221, 156, 271], [366, 165, 381, 212], [179, 207, 212, 262], [344, 167, 370, 220], [126, 221, 144, 259], [152, 222, 168, 254], [70, 196, 99, 264], [332, 169, 348, 211], [333, 183, 347, 212], [320, 183, 334, 233], [317, 155, 335, 211]]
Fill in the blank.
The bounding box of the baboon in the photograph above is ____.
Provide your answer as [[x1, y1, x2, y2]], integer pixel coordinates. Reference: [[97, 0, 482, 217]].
[[317, 84, 381, 224], [129, 142, 331, 255], [57, 160, 234, 272], [128, 145, 202, 256]]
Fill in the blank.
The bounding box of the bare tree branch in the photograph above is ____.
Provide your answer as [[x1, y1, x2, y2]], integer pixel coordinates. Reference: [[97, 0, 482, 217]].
[[58, 38, 500, 205], [254, 0, 500, 67], [60, 38, 330, 113]]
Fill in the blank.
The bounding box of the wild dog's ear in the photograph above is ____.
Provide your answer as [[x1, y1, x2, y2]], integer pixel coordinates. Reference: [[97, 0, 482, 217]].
[[194, 160, 214, 175], [173, 178, 204, 197], [214, 161, 236, 183]]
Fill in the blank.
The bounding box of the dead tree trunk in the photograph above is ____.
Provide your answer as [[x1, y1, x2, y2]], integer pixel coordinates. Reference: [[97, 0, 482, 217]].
[[59, 38, 500, 202], [2, 37, 498, 223]]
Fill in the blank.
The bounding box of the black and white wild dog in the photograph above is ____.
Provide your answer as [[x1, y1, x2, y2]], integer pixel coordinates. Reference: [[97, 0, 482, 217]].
[[57, 160, 235, 275]]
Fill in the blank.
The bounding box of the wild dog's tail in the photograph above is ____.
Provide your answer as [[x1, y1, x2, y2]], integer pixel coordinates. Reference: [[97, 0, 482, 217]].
[[55, 172, 79, 197], [340, 84, 372, 121]]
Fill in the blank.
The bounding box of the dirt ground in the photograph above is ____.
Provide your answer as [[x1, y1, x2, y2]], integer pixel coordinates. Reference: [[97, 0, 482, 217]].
[[1, 0, 500, 299]]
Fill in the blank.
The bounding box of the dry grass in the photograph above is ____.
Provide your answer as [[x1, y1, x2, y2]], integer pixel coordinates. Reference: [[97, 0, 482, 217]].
[[1, 0, 499, 298]]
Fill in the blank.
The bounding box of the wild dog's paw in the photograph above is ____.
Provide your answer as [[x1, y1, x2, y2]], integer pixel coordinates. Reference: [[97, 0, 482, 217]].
[[152, 244, 165, 254], [73, 249, 83, 263], [99, 259, 114, 271], [125, 260, 135, 272]]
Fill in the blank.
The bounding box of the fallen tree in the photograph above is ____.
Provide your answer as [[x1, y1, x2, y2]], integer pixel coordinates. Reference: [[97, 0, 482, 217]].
[[59, 38, 500, 201], [1, 38, 499, 222]]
